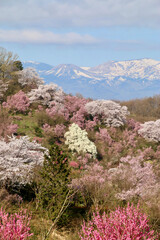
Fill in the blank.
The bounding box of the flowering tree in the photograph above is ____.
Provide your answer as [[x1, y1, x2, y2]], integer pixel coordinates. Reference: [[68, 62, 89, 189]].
[[46, 95, 90, 127], [138, 119, 160, 142], [80, 204, 159, 240], [2, 90, 30, 112], [109, 155, 160, 202], [0, 208, 33, 240], [0, 135, 47, 187], [0, 79, 8, 101], [28, 83, 64, 106], [17, 67, 44, 87], [71, 162, 108, 205], [85, 100, 129, 127], [64, 123, 97, 158], [0, 106, 18, 139]]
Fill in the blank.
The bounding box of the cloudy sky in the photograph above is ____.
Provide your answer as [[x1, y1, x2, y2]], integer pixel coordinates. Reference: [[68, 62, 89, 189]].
[[0, 0, 160, 66]]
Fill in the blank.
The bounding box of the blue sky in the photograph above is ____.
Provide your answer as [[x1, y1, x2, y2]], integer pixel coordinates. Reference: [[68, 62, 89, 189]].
[[0, 0, 160, 67]]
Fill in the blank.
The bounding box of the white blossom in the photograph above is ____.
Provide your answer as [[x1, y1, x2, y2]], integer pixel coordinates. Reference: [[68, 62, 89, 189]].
[[64, 123, 97, 158], [0, 79, 8, 99], [18, 67, 44, 86], [0, 135, 48, 187], [138, 119, 160, 142], [85, 100, 129, 127], [28, 83, 64, 106]]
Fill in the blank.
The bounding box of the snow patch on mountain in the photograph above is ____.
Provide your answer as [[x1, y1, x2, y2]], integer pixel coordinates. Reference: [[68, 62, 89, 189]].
[[23, 58, 160, 100]]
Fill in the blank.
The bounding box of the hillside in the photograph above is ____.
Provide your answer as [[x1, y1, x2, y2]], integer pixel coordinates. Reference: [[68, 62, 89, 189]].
[[0, 50, 159, 239]]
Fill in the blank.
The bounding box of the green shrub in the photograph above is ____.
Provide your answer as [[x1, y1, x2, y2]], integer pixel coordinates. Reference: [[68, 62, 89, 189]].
[[34, 126, 43, 137]]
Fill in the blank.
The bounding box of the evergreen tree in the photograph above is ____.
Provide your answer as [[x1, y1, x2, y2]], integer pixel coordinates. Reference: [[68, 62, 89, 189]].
[[36, 144, 71, 224], [13, 60, 23, 71]]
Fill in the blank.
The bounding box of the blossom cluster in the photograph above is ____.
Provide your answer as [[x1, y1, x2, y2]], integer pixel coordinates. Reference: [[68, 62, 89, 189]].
[[0, 106, 18, 139], [138, 119, 160, 142], [109, 155, 160, 202], [85, 100, 129, 127], [46, 95, 97, 129], [2, 90, 30, 112], [18, 67, 44, 87], [0, 135, 47, 186], [0, 208, 33, 240], [71, 162, 108, 194], [42, 123, 66, 138], [80, 204, 158, 240], [64, 123, 97, 158], [28, 83, 64, 106]]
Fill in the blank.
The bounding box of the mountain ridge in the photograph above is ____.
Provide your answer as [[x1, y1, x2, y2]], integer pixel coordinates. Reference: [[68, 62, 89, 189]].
[[23, 58, 160, 100]]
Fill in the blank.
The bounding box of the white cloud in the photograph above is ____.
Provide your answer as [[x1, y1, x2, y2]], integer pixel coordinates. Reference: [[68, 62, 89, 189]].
[[0, 29, 99, 44], [0, 0, 160, 28]]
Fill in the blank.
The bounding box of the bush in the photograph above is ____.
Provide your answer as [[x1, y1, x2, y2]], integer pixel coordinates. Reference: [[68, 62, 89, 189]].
[[0, 106, 18, 140], [0, 208, 33, 240], [80, 204, 159, 240], [65, 123, 97, 159]]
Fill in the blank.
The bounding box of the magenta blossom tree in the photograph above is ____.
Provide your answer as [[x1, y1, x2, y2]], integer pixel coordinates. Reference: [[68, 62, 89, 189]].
[[80, 203, 159, 240], [0, 208, 33, 240]]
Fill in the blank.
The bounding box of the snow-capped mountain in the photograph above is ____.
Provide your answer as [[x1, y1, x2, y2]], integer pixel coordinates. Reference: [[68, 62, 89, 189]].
[[23, 59, 160, 100], [90, 59, 160, 81]]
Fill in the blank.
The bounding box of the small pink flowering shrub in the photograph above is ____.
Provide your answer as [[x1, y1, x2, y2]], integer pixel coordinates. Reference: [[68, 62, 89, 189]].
[[96, 128, 113, 146], [42, 123, 52, 133], [7, 124, 18, 135], [54, 124, 66, 137], [0, 106, 18, 140], [127, 118, 141, 132], [71, 162, 108, 199], [0, 208, 33, 240], [80, 204, 159, 240], [3, 90, 30, 112], [69, 161, 79, 168]]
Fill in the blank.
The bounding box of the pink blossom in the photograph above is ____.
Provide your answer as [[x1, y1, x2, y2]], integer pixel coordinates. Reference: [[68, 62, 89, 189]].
[[54, 124, 66, 137], [109, 155, 160, 201], [80, 204, 159, 240], [42, 123, 52, 133], [96, 128, 113, 146], [69, 161, 79, 168], [3, 91, 30, 112], [38, 105, 43, 111], [33, 137, 43, 143], [127, 118, 141, 132], [0, 208, 33, 239], [7, 124, 18, 135]]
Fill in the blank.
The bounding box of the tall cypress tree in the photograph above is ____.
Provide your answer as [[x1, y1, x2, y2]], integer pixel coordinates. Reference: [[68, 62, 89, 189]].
[[37, 144, 71, 223]]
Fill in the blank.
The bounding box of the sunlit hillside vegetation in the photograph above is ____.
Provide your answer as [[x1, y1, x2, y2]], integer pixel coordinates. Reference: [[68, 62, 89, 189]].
[[121, 95, 160, 122], [0, 48, 159, 239]]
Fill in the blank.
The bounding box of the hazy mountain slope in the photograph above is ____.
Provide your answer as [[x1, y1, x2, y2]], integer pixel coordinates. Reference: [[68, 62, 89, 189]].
[[23, 59, 160, 100]]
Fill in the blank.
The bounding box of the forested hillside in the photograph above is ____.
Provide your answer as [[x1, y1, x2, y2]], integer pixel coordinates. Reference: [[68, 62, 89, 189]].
[[0, 48, 159, 239]]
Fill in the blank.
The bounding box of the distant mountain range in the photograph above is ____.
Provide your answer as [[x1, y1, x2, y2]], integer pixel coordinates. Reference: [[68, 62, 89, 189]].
[[23, 59, 160, 100]]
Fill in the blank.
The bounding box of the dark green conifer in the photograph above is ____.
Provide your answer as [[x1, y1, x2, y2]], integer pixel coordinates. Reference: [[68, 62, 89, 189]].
[[37, 144, 71, 224]]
